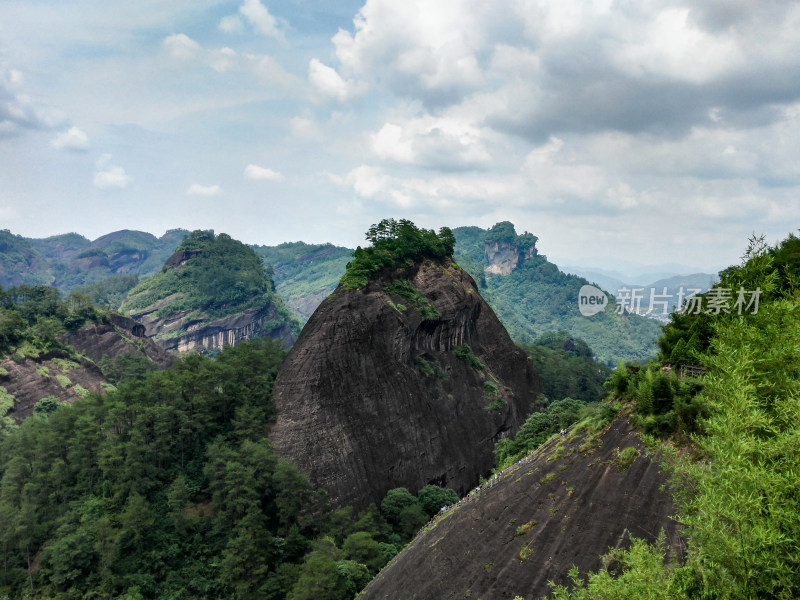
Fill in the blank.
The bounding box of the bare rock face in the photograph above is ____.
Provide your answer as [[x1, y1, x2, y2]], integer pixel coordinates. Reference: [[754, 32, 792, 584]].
[[270, 258, 543, 510], [484, 240, 538, 276], [132, 304, 296, 353], [361, 414, 683, 600], [1, 355, 106, 421]]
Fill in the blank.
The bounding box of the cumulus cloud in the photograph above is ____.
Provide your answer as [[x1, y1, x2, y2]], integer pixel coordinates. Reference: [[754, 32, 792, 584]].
[[239, 0, 282, 39], [370, 115, 493, 170], [50, 126, 88, 151], [326, 0, 800, 141], [244, 164, 283, 181], [162, 33, 201, 62], [217, 0, 282, 39], [308, 58, 366, 103], [332, 0, 489, 108], [94, 155, 132, 190], [187, 184, 222, 196]]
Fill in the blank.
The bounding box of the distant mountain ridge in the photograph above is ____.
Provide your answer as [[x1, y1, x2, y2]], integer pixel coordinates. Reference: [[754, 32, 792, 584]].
[[0, 228, 190, 291], [5, 225, 669, 363], [561, 265, 716, 318], [452, 223, 663, 365]]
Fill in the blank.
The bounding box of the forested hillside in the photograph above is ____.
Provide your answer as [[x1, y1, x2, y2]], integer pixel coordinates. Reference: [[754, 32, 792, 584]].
[[0, 229, 188, 293], [453, 223, 663, 364], [252, 242, 353, 323], [542, 232, 800, 599], [120, 230, 299, 351]]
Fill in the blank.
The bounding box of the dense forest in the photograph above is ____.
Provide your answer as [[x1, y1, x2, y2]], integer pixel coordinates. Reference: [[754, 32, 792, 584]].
[[0, 338, 462, 599]]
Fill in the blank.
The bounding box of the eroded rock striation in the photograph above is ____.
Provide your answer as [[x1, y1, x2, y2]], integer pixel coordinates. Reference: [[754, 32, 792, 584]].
[[270, 257, 543, 510], [361, 413, 683, 600]]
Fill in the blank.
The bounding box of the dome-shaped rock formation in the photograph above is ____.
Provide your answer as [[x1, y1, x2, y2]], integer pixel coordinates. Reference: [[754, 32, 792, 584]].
[[270, 257, 543, 510]]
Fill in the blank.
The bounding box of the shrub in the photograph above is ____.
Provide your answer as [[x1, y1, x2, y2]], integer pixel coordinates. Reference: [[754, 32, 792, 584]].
[[451, 344, 483, 370]]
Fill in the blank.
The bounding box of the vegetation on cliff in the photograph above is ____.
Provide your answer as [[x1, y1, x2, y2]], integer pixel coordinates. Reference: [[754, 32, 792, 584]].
[[340, 219, 455, 289], [544, 231, 800, 600], [0, 339, 460, 600]]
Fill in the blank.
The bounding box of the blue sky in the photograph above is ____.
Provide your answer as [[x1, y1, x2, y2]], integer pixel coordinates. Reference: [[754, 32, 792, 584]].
[[1, 0, 799, 272]]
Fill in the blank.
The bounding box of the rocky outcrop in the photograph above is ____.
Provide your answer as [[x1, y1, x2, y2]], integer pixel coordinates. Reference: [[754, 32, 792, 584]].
[[1, 319, 174, 422], [131, 304, 296, 353], [1, 354, 107, 421], [66, 320, 172, 368], [361, 413, 683, 600], [484, 240, 537, 276], [270, 258, 543, 510]]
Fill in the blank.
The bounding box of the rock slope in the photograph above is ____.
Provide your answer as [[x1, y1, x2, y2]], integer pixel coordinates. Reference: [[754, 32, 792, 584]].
[[2, 317, 171, 421], [270, 257, 543, 510], [361, 412, 682, 600]]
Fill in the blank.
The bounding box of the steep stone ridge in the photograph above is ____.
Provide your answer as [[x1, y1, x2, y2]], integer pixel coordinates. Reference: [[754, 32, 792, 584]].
[[132, 305, 296, 353], [270, 258, 543, 510], [361, 413, 682, 600], [122, 232, 300, 353]]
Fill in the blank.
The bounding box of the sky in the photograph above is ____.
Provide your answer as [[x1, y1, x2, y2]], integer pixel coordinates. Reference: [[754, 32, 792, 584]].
[[1, 0, 799, 274]]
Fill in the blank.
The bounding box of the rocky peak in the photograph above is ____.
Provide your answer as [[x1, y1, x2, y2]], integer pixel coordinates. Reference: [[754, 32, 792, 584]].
[[270, 257, 543, 510], [482, 222, 538, 277]]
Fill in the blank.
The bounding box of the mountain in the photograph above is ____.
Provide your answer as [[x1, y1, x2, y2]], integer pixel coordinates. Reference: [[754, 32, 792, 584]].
[[120, 230, 299, 353], [0, 229, 54, 287], [360, 411, 681, 599], [252, 241, 353, 323], [271, 221, 542, 510], [453, 222, 663, 365], [1, 228, 190, 294]]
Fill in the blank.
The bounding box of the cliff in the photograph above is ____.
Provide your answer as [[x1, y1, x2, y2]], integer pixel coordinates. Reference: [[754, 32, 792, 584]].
[[270, 257, 543, 510], [361, 412, 682, 599], [132, 303, 296, 353], [484, 240, 538, 276]]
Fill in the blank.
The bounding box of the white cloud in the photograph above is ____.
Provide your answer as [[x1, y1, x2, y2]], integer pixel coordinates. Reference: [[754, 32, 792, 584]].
[[160, 34, 296, 89], [290, 116, 323, 140], [308, 58, 366, 103], [239, 0, 281, 39], [370, 115, 493, 169], [50, 126, 88, 151], [94, 164, 132, 190], [331, 0, 490, 107], [244, 164, 283, 181], [1, 65, 66, 137], [0, 206, 17, 220], [218, 15, 244, 33], [208, 47, 238, 73], [187, 184, 222, 196], [162, 33, 201, 62]]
